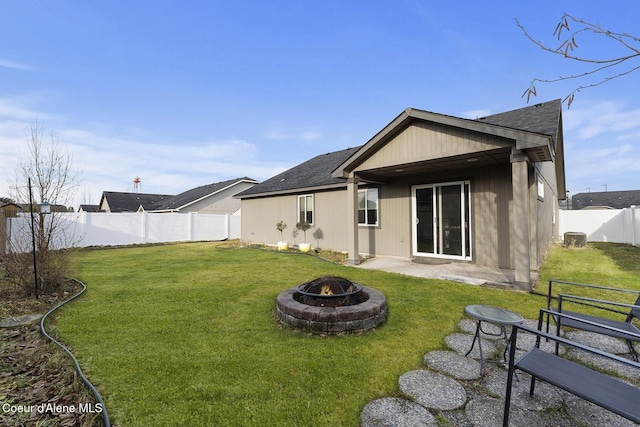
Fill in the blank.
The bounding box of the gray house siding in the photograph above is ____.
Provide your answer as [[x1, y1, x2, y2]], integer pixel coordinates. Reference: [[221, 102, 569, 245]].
[[241, 164, 523, 269]]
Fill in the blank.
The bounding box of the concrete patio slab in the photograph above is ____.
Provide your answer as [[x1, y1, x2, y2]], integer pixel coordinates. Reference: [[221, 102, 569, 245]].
[[354, 256, 538, 288]]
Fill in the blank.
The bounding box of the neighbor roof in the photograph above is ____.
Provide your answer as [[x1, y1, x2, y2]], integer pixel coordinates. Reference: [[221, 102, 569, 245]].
[[151, 177, 258, 211], [572, 190, 640, 210], [100, 192, 173, 212]]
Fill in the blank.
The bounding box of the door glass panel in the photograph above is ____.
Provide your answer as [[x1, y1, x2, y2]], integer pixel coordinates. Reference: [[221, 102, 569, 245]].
[[416, 188, 434, 254], [464, 182, 471, 258], [440, 185, 462, 256], [413, 181, 471, 260]]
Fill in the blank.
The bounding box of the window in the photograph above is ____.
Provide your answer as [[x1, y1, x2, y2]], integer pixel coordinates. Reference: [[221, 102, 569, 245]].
[[298, 194, 313, 224], [358, 188, 378, 226], [537, 174, 545, 201]]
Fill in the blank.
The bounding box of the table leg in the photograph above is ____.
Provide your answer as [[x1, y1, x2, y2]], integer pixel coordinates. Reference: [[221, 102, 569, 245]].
[[465, 319, 485, 375]]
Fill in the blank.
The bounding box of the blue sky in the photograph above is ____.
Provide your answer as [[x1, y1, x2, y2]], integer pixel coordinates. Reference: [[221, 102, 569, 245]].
[[2, 1, 639, 208]]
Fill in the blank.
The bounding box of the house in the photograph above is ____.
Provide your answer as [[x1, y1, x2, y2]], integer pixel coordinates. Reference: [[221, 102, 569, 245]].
[[98, 192, 174, 212], [78, 204, 102, 212], [98, 177, 258, 214], [237, 100, 566, 290], [146, 177, 258, 214], [571, 190, 640, 210]]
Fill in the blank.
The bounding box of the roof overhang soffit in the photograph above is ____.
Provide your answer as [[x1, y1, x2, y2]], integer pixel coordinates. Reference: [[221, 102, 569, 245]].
[[332, 108, 554, 178]]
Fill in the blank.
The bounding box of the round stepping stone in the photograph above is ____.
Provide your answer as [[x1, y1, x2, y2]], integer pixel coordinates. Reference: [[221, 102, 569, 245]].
[[566, 348, 640, 380], [0, 314, 42, 328], [445, 333, 498, 359], [458, 318, 504, 339], [566, 330, 630, 354], [399, 370, 466, 411], [564, 394, 639, 427], [466, 396, 547, 427], [483, 368, 563, 411], [423, 350, 482, 380], [360, 397, 437, 427], [513, 329, 566, 354]]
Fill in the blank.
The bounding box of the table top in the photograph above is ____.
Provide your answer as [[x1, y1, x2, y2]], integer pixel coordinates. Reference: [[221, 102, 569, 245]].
[[465, 304, 523, 325]]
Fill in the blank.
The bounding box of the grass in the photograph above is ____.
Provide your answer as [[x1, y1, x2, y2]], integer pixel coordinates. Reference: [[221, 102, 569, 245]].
[[52, 242, 640, 426], [535, 242, 640, 317]]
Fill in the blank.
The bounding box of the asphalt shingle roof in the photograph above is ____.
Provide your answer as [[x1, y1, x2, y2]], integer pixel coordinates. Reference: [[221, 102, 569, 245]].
[[155, 177, 257, 210], [236, 147, 361, 197], [476, 99, 562, 148], [101, 192, 174, 212], [572, 190, 640, 210], [101, 177, 256, 212]]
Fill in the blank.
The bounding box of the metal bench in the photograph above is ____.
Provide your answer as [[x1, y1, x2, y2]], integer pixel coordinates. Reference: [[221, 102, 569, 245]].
[[503, 311, 640, 426], [546, 279, 640, 361]]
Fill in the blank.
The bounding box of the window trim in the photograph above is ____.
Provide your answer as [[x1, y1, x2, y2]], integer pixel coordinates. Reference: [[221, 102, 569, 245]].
[[297, 194, 314, 225], [358, 187, 379, 227]]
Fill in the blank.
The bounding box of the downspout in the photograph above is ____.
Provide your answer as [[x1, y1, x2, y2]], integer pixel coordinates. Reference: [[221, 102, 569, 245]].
[[346, 174, 360, 265]]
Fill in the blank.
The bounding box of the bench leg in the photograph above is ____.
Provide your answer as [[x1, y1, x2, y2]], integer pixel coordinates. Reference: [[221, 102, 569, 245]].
[[503, 326, 518, 427], [626, 340, 638, 362]]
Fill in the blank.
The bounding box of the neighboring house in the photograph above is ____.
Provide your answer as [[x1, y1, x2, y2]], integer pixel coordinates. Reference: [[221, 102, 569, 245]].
[[98, 177, 258, 214], [78, 204, 102, 212], [99, 192, 174, 212], [237, 100, 566, 290], [147, 177, 258, 214], [571, 190, 640, 210]]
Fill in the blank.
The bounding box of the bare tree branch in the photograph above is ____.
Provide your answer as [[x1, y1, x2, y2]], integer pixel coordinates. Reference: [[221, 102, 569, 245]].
[[516, 14, 640, 107]]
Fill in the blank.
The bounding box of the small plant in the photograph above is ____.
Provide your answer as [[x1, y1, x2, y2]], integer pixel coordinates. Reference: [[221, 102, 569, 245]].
[[295, 221, 311, 242], [276, 221, 287, 242]]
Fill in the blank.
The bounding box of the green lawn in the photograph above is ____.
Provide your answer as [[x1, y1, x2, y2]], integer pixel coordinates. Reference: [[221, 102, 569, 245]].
[[54, 242, 640, 426]]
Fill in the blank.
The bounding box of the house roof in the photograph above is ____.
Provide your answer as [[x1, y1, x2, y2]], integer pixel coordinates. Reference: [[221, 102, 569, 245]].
[[477, 99, 562, 153], [236, 147, 361, 199], [100, 177, 257, 212], [100, 192, 174, 212], [151, 177, 258, 211], [78, 204, 101, 212], [571, 190, 640, 210], [334, 100, 560, 178], [240, 100, 564, 199]]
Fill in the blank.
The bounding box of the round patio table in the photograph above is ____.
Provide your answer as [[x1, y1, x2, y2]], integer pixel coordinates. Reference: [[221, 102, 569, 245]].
[[464, 304, 524, 375]]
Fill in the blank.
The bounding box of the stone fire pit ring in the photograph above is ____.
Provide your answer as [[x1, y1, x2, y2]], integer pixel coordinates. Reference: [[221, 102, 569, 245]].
[[276, 283, 387, 334]]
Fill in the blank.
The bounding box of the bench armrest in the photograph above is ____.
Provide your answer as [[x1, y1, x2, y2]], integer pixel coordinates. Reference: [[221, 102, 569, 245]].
[[547, 279, 640, 310], [558, 294, 640, 314], [540, 308, 640, 340], [514, 313, 640, 368]]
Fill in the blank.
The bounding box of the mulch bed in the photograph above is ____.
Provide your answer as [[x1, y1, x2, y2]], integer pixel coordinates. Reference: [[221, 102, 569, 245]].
[[0, 282, 102, 427]]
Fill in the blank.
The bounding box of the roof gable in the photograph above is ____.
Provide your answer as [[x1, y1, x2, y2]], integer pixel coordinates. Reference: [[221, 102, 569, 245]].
[[239, 100, 564, 198], [334, 101, 561, 178]]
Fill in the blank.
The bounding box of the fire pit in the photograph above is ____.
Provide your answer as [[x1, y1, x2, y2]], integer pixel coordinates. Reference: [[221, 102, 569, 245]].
[[276, 276, 387, 334]]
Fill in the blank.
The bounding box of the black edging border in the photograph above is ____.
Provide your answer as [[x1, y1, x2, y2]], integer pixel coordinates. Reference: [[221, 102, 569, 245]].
[[39, 278, 111, 427]]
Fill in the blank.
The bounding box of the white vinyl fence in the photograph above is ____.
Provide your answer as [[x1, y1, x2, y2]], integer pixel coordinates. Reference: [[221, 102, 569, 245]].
[[4, 211, 240, 252], [558, 206, 640, 246]]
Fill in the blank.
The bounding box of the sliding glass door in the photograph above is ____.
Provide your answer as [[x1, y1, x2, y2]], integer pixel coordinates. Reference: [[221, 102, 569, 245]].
[[412, 181, 471, 260]]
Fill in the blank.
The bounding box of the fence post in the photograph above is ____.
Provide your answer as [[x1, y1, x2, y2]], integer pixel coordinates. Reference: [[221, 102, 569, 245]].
[[187, 212, 195, 242], [225, 214, 230, 240], [632, 206, 638, 247], [141, 212, 148, 243], [0, 210, 6, 257]]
